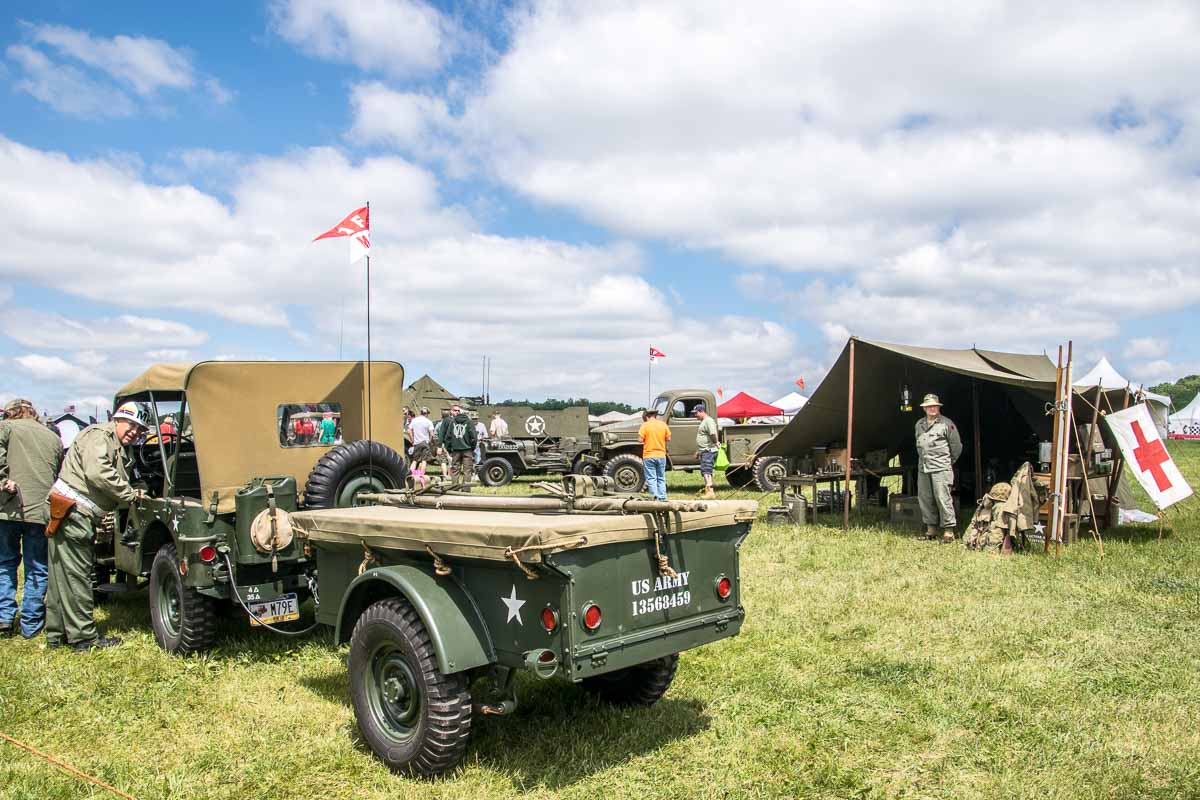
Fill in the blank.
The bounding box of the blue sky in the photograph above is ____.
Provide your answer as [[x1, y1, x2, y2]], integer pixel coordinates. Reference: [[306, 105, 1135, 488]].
[[2, 1, 1199, 414]]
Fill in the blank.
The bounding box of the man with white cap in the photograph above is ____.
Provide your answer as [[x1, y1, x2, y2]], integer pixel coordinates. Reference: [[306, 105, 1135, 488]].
[[45, 401, 150, 651], [915, 393, 962, 543]]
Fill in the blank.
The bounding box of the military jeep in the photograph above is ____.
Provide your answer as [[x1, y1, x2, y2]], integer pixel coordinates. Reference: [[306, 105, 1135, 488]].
[[289, 476, 756, 776], [97, 361, 409, 655]]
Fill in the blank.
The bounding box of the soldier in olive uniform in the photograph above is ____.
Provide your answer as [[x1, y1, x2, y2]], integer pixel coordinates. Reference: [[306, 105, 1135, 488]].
[[45, 402, 149, 651], [0, 398, 64, 637], [914, 393, 962, 543]]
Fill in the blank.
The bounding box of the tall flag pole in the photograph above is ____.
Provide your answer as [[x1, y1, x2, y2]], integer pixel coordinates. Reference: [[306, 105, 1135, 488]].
[[649, 347, 666, 406], [313, 204, 373, 442]]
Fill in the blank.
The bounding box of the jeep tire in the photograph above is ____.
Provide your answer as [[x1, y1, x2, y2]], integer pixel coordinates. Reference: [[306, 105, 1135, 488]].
[[603, 453, 646, 493], [349, 596, 472, 777], [304, 440, 407, 509], [752, 455, 785, 493], [479, 457, 515, 488], [149, 542, 217, 656], [581, 653, 679, 706]]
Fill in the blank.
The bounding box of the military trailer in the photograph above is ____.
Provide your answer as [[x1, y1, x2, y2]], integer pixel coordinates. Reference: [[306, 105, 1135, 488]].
[[582, 389, 788, 493], [289, 476, 756, 776], [97, 361, 409, 655]]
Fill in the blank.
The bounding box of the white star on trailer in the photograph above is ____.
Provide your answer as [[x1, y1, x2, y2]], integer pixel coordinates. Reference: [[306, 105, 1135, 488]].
[[501, 585, 525, 625], [1034, 522, 1045, 536]]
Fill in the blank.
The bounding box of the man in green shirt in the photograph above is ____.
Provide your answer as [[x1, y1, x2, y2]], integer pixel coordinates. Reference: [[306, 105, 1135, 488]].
[[693, 404, 720, 499], [46, 401, 150, 651], [0, 398, 64, 638]]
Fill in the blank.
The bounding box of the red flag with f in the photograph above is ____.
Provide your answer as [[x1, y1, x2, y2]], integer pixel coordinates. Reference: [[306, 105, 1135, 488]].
[[649, 347, 666, 363], [314, 206, 370, 264]]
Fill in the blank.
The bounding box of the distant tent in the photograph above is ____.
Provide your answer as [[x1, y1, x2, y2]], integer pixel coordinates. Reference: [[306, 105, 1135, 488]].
[[1074, 357, 1171, 438], [716, 392, 783, 419], [770, 392, 808, 416], [597, 410, 636, 424], [1170, 392, 1200, 439], [403, 374, 460, 412]]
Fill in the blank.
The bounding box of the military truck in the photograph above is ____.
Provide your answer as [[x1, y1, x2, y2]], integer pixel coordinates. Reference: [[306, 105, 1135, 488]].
[[96, 361, 409, 655], [582, 389, 788, 493], [289, 475, 756, 776]]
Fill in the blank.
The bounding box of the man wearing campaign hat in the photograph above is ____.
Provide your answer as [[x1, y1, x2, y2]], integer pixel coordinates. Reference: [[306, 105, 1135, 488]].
[[915, 393, 963, 543], [0, 398, 64, 638], [45, 401, 150, 651]]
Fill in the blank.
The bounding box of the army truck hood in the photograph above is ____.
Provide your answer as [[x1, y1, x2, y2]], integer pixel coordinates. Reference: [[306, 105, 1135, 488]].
[[290, 501, 757, 563]]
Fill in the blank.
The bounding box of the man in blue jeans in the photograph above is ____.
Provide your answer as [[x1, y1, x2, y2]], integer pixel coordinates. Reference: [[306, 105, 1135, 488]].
[[0, 398, 64, 638], [638, 408, 671, 501]]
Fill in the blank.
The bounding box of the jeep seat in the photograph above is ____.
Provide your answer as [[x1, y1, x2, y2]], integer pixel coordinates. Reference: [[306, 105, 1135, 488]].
[[166, 449, 202, 498]]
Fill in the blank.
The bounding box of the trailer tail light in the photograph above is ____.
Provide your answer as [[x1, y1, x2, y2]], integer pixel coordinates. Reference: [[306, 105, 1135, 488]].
[[715, 575, 732, 600], [199, 546, 217, 563], [540, 607, 558, 633], [582, 603, 602, 631]]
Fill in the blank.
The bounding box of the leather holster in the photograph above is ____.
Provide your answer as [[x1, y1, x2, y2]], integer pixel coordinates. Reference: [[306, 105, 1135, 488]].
[[46, 491, 77, 538]]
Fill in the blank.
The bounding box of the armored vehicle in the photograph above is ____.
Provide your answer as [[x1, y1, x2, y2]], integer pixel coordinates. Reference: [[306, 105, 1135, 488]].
[[289, 475, 755, 776], [582, 389, 788, 493], [97, 361, 409, 655]]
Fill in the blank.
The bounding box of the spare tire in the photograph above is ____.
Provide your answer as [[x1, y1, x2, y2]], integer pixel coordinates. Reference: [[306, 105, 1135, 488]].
[[304, 440, 408, 509]]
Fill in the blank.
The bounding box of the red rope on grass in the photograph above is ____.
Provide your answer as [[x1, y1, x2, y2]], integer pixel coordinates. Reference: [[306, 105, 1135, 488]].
[[0, 731, 137, 800]]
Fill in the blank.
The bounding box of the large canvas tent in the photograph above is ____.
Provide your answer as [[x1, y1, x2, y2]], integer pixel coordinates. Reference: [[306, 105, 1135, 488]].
[[763, 338, 1070, 501]]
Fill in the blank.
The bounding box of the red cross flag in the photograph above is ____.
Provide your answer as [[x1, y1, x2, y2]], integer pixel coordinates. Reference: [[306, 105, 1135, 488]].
[[1105, 403, 1193, 510], [313, 205, 370, 264]]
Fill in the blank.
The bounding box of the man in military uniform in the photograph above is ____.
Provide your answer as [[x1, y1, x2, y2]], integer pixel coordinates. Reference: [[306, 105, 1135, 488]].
[[0, 399, 64, 638], [45, 401, 150, 651], [914, 393, 962, 543]]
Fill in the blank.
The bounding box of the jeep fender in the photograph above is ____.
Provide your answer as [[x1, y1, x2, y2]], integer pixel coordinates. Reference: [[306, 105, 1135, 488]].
[[335, 564, 495, 675]]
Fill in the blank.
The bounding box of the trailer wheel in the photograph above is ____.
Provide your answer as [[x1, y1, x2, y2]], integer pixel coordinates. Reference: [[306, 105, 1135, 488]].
[[724, 467, 753, 489], [582, 653, 679, 706], [571, 457, 598, 477], [349, 596, 472, 777], [603, 453, 646, 493], [479, 457, 515, 487], [149, 542, 217, 656], [304, 440, 407, 509], [752, 456, 786, 493]]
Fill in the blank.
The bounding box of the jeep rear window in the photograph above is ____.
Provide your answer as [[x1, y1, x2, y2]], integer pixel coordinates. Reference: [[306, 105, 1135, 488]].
[[278, 403, 342, 448]]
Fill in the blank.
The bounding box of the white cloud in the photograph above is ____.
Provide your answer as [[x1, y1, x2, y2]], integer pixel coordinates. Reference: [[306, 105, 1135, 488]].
[[13, 354, 108, 389], [0, 310, 208, 350], [348, 0, 1200, 364], [8, 23, 232, 115], [269, 0, 456, 77], [1124, 337, 1170, 361]]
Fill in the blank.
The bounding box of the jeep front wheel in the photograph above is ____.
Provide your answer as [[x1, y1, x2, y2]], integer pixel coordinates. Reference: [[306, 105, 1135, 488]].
[[582, 654, 679, 706], [479, 457, 515, 487], [349, 597, 472, 777], [149, 542, 217, 656], [603, 453, 645, 493]]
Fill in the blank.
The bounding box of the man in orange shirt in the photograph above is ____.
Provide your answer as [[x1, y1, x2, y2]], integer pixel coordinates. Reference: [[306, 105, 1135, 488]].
[[638, 408, 671, 500]]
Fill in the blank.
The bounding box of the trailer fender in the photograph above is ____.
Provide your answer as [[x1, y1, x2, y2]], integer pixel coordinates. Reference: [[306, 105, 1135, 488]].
[[335, 564, 495, 674]]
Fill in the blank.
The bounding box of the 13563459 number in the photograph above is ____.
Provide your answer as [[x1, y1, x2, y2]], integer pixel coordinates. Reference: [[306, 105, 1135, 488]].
[[632, 590, 691, 617]]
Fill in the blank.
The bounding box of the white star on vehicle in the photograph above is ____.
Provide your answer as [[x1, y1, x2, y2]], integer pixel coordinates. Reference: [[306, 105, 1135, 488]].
[[525, 415, 546, 435], [1033, 522, 1045, 536], [501, 585, 525, 625]]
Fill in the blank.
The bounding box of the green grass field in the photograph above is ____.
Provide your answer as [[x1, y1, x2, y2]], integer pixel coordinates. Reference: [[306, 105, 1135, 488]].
[[2, 444, 1199, 799]]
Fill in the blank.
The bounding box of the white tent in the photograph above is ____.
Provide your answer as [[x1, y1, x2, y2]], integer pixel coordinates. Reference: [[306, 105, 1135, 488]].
[[770, 392, 808, 416], [1169, 392, 1200, 439], [1074, 357, 1171, 438]]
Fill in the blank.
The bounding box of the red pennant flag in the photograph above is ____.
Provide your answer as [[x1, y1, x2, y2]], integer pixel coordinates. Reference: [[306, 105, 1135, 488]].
[[795, 376, 806, 389], [314, 206, 370, 264], [649, 347, 666, 362], [716, 387, 724, 398]]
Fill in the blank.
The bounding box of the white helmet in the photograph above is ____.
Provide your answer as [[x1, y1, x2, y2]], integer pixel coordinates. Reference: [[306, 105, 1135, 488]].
[[112, 401, 151, 430]]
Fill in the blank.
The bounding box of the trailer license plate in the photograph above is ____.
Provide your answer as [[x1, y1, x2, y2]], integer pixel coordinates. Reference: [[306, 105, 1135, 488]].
[[249, 593, 299, 626]]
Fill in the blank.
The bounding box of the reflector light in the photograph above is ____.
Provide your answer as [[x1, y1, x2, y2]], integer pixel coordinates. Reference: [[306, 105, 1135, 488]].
[[582, 603, 602, 630], [716, 576, 732, 600], [199, 546, 217, 563], [540, 607, 558, 632], [538, 649, 556, 663]]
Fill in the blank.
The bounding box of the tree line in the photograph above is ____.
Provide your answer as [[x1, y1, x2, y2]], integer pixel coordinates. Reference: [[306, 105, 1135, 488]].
[[491, 398, 639, 415], [1149, 375, 1200, 409]]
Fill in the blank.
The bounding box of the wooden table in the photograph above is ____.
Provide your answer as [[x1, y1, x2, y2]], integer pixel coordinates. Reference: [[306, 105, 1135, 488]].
[[780, 466, 909, 520]]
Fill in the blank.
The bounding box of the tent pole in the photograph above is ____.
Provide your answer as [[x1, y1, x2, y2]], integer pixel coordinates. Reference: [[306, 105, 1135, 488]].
[[844, 338, 855, 532], [972, 380, 982, 500], [1058, 340, 1074, 558], [1085, 380, 1104, 530], [1104, 384, 1131, 524], [1071, 405, 1105, 556], [1047, 346, 1063, 555]]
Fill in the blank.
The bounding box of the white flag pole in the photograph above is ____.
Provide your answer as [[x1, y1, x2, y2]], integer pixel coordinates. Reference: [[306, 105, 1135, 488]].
[[365, 200, 372, 447]]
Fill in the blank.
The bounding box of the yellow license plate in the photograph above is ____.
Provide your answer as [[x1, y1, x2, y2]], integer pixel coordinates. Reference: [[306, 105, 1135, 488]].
[[249, 593, 299, 626]]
